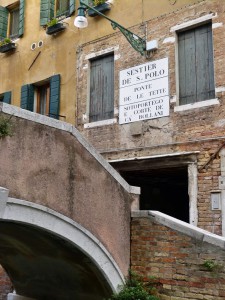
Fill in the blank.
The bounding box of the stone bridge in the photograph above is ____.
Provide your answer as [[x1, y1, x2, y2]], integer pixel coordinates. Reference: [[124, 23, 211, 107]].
[[0, 103, 140, 300]]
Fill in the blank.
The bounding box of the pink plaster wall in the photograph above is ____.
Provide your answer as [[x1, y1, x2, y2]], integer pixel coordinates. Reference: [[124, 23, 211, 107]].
[[0, 111, 134, 276]]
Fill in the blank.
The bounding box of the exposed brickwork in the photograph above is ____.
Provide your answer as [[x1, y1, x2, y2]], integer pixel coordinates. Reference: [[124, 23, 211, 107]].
[[131, 215, 225, 300], [77, 0, 225, 235], [0, 265, 12, 300]]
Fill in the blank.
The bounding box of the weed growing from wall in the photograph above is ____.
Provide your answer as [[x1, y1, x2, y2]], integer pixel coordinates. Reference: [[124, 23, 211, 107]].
[[203, 259, 223, 277], [0, 114, 13, 138], [106, 271, 160, 300]]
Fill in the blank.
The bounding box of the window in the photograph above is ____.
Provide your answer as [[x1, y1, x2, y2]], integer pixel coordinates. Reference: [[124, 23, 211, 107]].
[[56, 0, 70, 17], [0, 92, 11, 104], [21, 75, 61, 119], [34, 84, 50, 116], [9, 6, 19, 37], [40, 0, 75, 26], [89, 54, 114, 122], [178, 23, 215, 105], [0, 1, 24, 40]]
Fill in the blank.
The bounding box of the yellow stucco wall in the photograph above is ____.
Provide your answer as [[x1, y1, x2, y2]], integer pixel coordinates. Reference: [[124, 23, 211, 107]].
[[0, 0, 199, 124]]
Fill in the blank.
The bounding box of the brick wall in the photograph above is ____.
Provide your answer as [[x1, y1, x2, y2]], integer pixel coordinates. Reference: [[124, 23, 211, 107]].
[[131, 211, 225, 300], [77, 0, 225, 235], [0, 265, 12, 300]]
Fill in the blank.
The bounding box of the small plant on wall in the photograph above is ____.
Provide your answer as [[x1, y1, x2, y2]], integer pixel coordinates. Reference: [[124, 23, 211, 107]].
[[0, 114, 13, 138], [93, 0, 106, 6], [46, 18, 66, 35], [203, 259, 223, 276], [46, 18, 58, 27], [0, 38, 12, 47], [88, 0, 111, 16], [0, 38, 16, 53], [106, 271, 160, 300]]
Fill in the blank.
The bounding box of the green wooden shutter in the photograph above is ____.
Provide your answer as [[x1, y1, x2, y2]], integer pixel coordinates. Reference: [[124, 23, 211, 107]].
[[178, 23, 215, 105], [90, 54, 114, 122], [49, 75, 60, 119], [3, 91, 11, 104], [50, 0, 55, 19], [21, 84, 34, 111], [18, 0, 25, 37], [195, 23, 215, 101], [82, 0, 91, 5], [0, 6, 8, 40], [178, 29, 196, 105], [69, 0, 75, 15], [40, 0, 54, 26]]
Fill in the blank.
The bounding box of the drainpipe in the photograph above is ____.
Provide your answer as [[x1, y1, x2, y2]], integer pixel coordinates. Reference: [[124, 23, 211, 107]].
[[219, 148, 225, 236]]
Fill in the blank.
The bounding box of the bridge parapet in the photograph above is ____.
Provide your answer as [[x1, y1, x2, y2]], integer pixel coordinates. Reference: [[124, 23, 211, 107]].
[[0, 102, 140, 278], [131, 211, 225, 299]]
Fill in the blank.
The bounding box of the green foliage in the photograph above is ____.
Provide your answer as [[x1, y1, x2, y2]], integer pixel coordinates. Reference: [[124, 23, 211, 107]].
[[0, 115, 13, 138], [93, 0, 106, 6], [106, 271, 160, 300], [0, 38, 12, 47], [203, 260, 223, 272], [203, 260, 216, 271], [47, 18, 58, 27]]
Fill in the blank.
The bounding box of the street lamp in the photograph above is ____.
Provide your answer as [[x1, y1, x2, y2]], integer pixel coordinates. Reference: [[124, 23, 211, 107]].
[[74, 0, 146, 56], [74, 5, 88, 28]]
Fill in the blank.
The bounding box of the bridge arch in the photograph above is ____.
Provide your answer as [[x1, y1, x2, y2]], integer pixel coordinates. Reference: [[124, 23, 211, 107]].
[[0, 188, 125, 299]]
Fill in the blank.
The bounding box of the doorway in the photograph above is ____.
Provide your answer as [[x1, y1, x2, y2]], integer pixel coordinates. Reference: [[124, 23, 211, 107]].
[[120, 166, 189, 222], [110, 155, 196, 223]]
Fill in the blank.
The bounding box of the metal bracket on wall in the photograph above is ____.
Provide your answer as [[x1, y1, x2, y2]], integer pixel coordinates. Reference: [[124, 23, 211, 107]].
[[28, 51, 41, 71], [79, 0, 146, 56], [198, 141, 225, 172]]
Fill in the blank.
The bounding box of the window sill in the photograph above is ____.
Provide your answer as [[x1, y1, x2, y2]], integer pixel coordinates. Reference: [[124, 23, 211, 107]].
[[84, 118, 117, 128], [174, 98, 219, 112]]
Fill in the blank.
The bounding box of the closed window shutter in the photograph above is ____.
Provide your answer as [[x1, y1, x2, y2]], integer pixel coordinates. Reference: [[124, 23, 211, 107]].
[[178, 23, 215, 105], [50, 0, 55, 20], [3, 91, 11, 104], [21, 84, 34, 111], [18, 0, 25, 37], [69, 0, 75, 15], [178, 30, 196, 105], [0, 6, 8, 40], [90, 54, 114, 122], [40, 0, 54, 26], [195, 24, 215, 101], [49, 75, 60, 119]]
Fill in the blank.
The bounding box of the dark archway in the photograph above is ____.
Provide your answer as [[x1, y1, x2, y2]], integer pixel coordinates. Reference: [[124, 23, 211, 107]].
[[0, 221, 112, 300]]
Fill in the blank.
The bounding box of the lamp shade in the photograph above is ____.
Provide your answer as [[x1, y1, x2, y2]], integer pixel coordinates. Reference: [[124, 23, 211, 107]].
[[74, 15, 88, 28], [74, 6, 88, 28]]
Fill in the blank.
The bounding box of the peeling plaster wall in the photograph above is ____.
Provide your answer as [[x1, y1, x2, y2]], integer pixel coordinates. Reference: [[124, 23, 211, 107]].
[[77, 0, 225, 155], [0, 0, 199, 125], [77, 0, 225, 235]]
